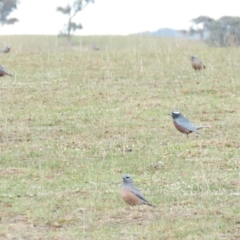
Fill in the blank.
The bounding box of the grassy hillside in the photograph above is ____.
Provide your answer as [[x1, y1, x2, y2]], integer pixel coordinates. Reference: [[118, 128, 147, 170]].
[[0, 35, 240, 239]]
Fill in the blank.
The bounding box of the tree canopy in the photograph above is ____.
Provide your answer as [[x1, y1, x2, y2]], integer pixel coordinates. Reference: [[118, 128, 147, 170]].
[[188, 16, 214, 40], [0, 0, 19, 25]]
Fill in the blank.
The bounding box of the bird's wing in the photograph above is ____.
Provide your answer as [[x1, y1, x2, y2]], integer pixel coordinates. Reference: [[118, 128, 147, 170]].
[[0, 65, 6, 72], [176, 118, 200, 134], [130, 185, 149, 203]]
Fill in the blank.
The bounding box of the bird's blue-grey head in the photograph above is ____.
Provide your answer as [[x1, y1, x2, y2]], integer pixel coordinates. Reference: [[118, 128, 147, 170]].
[[170, 111, 182, 120], [122, 174, 134, 185], [191, 56, 197, 61]]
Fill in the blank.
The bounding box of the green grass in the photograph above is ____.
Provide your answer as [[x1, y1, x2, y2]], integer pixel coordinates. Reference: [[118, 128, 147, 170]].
[[0, 35, 240, 239]]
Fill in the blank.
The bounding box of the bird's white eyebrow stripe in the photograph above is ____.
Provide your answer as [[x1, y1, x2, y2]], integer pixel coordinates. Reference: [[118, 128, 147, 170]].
[[173, 111, 180, 114]]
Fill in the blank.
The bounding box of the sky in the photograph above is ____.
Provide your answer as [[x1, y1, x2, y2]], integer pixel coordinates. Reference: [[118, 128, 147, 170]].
[[1, 0, 240, 35]]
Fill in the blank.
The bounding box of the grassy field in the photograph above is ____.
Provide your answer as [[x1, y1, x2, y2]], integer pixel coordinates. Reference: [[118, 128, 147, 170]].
[[0, 34, 240, 239]]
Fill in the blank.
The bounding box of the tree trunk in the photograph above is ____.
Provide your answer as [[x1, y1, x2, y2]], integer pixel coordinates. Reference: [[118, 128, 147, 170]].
[[67, 16, 72, 47], [67, 34, 71, 47]]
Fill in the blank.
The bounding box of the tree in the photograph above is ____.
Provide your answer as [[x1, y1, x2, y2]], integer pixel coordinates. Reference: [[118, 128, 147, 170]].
[[206, 16, 240, 46], [0, 0, 19, 25], [57, 0, 94, 46], [190, 16, 214, 40]]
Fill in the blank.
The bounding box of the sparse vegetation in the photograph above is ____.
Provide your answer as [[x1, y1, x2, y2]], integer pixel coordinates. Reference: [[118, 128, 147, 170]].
[[56, 0, 94, 46], [0, 35, 240, 239]]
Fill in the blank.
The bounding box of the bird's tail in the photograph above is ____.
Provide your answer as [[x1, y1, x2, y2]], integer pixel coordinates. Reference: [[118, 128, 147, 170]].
[[6, 72, 13, 77], [196, 126, 210, 130], [144, 201, 156, 208]]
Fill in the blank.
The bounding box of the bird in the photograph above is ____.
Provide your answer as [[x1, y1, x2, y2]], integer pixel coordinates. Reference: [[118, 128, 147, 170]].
[[120, 174, 155, 207], [170, 111, 210, 137], [0, 65, 13, 77], [190, 56, 206, 70], [0, 46, 10, 53]]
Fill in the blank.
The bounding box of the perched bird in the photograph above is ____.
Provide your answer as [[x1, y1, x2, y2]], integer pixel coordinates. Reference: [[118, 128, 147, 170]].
[[170, 111, 210, 137], [0, 46, 10, 53], [120, 174, 155, 207], [191, 56, 206, 70], [0, 65, 13, 77]]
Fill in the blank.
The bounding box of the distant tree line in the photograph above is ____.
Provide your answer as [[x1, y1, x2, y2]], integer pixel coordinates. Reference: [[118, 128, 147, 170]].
[[183, 15, 240, 47]]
